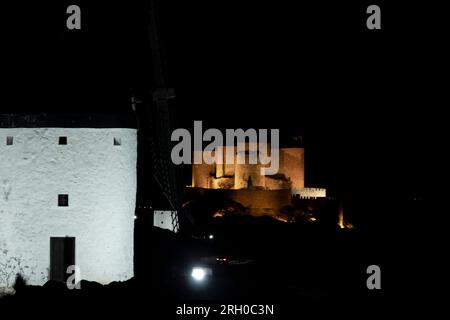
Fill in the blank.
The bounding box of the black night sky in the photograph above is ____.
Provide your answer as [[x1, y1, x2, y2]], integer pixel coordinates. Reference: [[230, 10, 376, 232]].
[[3, 1, 445, 199]]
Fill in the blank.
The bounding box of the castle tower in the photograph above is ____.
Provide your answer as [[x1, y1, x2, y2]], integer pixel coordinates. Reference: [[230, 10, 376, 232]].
[[280, 147, 305, 192]]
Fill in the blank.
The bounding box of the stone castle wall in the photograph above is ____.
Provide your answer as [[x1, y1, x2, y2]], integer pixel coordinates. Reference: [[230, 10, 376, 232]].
[[199, 188, 291, 216], [191, 147, 305, 191]]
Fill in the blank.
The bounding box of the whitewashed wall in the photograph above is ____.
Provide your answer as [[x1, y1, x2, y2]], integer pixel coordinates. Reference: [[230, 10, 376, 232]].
[[153, 210, 179, 233], [0, 128, 137, 287]]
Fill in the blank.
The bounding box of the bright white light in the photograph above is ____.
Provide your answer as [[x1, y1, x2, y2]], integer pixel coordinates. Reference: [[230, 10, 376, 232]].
[[191, 267, 206, 281], [209, 234, 214, 240], [134, 215, 137, 220]]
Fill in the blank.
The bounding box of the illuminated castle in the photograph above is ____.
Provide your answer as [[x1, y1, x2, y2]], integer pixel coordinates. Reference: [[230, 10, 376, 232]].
[[189, 140, 326, 216]]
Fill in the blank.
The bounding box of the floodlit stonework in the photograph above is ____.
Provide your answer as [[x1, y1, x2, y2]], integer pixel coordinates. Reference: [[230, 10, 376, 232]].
[[190, 142, 326, 215], [292, 188, 327, 199], [192, 145, 305, 191]]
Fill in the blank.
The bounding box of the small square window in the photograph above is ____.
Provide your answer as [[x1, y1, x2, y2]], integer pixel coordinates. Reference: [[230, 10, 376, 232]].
[[58, 194, 69, 207], [114, 137, 121, 146], [6, 136, 13, 145], [59, 137, 67, 145]]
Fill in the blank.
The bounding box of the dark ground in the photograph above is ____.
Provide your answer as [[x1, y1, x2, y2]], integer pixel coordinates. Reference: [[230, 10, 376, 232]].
[[0, 198, 437, 319]]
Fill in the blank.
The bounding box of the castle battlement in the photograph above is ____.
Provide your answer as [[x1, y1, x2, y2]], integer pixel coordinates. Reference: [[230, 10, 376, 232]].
[[292, 188, 327, 199]]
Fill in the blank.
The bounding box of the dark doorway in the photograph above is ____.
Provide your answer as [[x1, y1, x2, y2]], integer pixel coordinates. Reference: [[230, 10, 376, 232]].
[[50, 237, 75, 283]]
